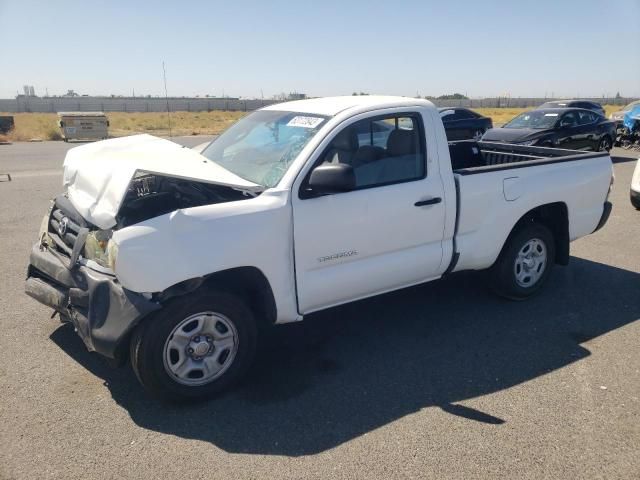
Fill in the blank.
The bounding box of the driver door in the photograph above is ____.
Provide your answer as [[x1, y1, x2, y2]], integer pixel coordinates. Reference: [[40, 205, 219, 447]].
[[291, 111, 446, 314]]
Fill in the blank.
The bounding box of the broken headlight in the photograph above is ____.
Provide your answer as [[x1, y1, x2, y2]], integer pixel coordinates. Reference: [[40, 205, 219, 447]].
[[84, 230, 119, 271]]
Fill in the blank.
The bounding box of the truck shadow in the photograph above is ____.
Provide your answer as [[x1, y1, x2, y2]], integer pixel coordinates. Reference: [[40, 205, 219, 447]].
[[611, 152, 638, 164], [50, 256, 640, 456]]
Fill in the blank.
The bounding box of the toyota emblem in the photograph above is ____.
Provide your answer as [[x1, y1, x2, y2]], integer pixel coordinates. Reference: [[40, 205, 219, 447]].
[[58, 216, 69, 236]]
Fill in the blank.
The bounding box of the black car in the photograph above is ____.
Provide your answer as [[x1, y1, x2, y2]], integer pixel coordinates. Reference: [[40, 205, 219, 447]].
[[438, 107, 493, 140], [536, 100, 605, 118], [481, 108, 616, 151]]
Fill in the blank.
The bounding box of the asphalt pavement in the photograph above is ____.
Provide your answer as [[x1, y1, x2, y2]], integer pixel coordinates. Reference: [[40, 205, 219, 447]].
[[0, 138, 638, 479]]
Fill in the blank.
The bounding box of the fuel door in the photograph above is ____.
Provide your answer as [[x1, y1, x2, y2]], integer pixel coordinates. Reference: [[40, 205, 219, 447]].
[[503, 176, 522, 201]]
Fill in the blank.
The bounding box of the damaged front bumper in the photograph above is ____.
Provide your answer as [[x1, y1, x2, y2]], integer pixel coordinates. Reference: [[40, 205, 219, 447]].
[[25, 243, 160, 360]]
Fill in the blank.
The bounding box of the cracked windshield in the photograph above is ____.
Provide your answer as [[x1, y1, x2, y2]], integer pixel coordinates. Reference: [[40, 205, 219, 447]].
[[201, 110, 328, 187]]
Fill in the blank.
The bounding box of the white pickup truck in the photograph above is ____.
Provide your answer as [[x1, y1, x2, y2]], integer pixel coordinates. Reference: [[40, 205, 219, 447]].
[[26, 96, 614, 400]]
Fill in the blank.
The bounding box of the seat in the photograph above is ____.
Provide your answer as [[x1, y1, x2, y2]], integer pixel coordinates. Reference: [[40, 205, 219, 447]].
[[354, 129, 423, 186], [324, 128, 358, 165], [386, 129, 417, 156], [380, 129, 422, 182], [352, 145, 385, 167]]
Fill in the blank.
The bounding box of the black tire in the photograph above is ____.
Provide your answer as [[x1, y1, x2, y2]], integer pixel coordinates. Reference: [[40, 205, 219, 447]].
[[489, 223, 555, 300], [598, 135, 612, 152], [631, 192, 640, 210], [130, 290, 257, 401]]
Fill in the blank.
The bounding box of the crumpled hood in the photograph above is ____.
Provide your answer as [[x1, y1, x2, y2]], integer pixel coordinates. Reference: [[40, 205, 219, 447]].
[[63, 134, 261, 230], [482, 127, 550, 143]]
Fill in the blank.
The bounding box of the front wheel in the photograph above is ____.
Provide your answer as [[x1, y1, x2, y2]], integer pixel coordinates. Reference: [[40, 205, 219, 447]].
[[130, 291, 257, 401], [489, 223, 555, 300]]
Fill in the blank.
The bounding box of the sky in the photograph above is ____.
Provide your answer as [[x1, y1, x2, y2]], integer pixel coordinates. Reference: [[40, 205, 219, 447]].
[[1, 0, 639, 99]]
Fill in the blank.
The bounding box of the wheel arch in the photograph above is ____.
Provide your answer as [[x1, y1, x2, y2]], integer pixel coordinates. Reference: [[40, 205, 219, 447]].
[[156, 266, 278, 326], [500, 202, 570, 266], [112, 266, 276, 367]]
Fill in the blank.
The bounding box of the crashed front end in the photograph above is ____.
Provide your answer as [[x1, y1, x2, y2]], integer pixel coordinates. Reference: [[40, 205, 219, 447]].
[[24, 135, 261, 361], [25, 194, 160, 360]]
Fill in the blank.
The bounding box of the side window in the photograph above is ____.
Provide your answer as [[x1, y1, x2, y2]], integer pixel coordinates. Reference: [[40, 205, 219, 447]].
[[318, 114, 426, 190], [577, 110, 596, 125], [559, 112, 578, 127]]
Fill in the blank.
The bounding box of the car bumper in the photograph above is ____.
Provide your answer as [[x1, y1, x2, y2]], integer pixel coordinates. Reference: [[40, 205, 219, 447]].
[[25, 243, 160, 360], [631, 189, 640, 209]]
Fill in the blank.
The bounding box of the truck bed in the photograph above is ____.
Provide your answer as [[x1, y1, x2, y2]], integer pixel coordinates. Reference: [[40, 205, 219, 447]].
[[449, 140, 604, 174], [448, 141, 612, 273]]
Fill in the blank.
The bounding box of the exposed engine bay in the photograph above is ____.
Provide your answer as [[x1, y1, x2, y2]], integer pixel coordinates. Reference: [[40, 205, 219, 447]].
[[116, 172, 255, 228]]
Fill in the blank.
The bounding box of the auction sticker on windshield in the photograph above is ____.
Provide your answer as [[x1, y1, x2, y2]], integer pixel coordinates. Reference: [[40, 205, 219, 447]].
[[287, 116, 324, 128], [544, 113, 559, 116]]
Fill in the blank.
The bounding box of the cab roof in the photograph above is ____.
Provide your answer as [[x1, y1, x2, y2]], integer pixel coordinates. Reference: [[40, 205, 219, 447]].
[[261, 95, 434, 117]]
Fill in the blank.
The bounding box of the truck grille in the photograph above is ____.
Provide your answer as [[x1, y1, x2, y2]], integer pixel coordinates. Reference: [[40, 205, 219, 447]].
[[49, 207, 81, 254], [45, 196, 90, 259]]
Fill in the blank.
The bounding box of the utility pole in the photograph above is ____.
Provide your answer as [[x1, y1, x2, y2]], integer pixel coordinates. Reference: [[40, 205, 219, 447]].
[[162, 61, 172, 138]]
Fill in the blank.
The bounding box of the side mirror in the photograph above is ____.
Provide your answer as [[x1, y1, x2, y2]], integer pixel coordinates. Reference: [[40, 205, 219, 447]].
[[306, 163, 356, 197]]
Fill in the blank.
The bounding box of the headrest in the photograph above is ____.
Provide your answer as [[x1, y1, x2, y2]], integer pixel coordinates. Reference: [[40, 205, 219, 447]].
[[353, 145, 385, 164], [331, 128, 359, 151], [387, 129, 417, 156]]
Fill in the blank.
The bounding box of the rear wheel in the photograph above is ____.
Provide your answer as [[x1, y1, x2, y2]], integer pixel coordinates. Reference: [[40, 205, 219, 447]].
[[489, 223, 555, 300], [130, 291, 257, 401], [598, 135, 612, 152]]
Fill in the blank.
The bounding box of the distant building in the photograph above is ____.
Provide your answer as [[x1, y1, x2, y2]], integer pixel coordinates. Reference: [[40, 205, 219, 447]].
[[288, 92, 307, 100], [22, 85, 36, 97]]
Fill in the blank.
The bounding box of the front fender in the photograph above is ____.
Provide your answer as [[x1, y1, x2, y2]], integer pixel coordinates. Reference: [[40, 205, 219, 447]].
[[111, 190, 300, 323]]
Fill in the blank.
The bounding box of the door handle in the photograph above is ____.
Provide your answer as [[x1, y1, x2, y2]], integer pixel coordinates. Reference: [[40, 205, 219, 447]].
[[414, 197, 442, 207]]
